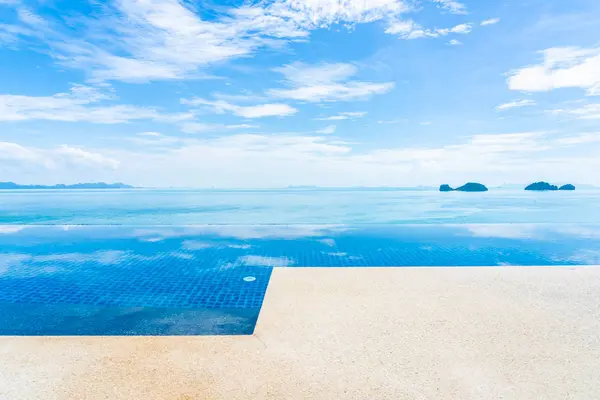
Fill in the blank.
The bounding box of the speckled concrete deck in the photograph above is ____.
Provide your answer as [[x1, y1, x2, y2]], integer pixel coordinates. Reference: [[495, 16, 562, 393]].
[[1, 267, 600, 399]]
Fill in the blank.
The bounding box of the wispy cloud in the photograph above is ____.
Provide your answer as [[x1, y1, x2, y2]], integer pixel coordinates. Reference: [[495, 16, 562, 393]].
[[129, 132, 182, 147], [386, 20, 472, 39], [316, 111, 367, 120], [0, 84, 191, 123], [432, 0, 468, 15], [0, 142, 119, 170], [554, 133, 600, 145], [496, 99, 537, 110], [181, 97, 297, 118], [508, 46, 600, 95], [268, 62, 394, 102], [0, 0, 415, 82], [138, 132, 162, 138], [316, 125, 336, 134], [481, 18, 500, 26], [179, 122, 259, 134], [551, 103, 600, 119], [212, 92, 268, 103], [448, 39, 462, 45]]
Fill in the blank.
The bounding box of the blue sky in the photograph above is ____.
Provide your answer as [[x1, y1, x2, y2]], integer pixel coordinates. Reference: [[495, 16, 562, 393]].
[[1, 0, 600, 188]]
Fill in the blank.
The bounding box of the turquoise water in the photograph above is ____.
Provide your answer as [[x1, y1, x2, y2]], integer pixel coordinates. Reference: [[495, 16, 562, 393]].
[[1, 188, 599, 225], [2, 188, 600, 335], [2, 223, 600, 334]]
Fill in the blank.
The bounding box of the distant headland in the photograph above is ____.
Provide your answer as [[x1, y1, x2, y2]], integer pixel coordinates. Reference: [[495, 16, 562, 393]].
[[524, 182, 576, 191], [439, 183, 488, 192], [0, 182, 134, 189]]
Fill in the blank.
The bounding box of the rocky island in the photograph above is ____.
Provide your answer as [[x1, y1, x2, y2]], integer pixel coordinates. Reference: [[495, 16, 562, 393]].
[[525, 182, 575, 191], [525, 182, 558, 191], [439, 182, 488, 192], [559, 184, 576, 191]]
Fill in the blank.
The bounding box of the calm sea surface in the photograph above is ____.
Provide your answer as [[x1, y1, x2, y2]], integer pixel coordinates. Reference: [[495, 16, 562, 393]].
[[1, 188, 599, 225]]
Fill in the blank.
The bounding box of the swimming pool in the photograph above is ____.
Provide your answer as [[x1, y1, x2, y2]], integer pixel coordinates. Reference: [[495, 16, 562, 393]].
[[1, 224, 599, 335]]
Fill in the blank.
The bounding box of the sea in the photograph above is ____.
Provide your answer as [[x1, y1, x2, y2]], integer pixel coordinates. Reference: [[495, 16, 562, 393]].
[[1, 187, 600, 225]]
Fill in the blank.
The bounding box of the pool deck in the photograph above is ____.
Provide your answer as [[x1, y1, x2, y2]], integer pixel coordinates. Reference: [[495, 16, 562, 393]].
[[1, 266, 600, 399]]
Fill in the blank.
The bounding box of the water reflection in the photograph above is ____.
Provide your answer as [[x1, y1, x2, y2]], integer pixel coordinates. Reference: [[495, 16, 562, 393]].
[[1, 224, 598, 335], [1, 224, 599, 271]]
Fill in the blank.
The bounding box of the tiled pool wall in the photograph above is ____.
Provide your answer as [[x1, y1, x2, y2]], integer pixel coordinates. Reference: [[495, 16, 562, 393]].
[[1, 224, 599, 335]]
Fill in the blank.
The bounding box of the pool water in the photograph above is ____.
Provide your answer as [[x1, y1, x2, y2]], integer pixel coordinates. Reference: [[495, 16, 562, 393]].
[[1, 224, 599, 335]]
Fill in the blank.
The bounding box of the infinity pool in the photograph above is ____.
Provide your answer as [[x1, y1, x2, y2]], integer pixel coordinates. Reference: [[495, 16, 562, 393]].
[[1, 224, 599, 335]]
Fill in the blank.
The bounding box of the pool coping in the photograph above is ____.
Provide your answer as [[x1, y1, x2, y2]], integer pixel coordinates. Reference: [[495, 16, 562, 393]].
[[1, 266, 599, 399]]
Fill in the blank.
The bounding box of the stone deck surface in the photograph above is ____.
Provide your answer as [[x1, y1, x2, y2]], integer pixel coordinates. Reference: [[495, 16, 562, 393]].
[[1, 267, 599, 399]]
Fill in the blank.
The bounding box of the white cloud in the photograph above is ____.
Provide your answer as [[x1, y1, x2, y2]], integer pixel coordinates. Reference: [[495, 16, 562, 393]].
[[555, 133, 600, 145], [0, 85, 190, 123], [507, 46, 600, 95], [268, 62, 394, 102], [481, 18, 500, 26], [0, 142, 41, 165], [227, 124, 258, 129], [443, 23, 472, 34], [385, 19, 423, 38], [551, 104, 600, 120], [17, 7, 45, 26], [496, 99, 537, 111], [0, 0, 414, 82], [386, 20, 472, 39], [432, 0, 468, 15], [420, 121, 432, 125], [54, 145, 119, 169], [138, 132, 162, 137], [233, 0, 411, 35], [356, 132, 552, 170], [316, 111, 367, 120], [316, 125, 336, 134], [129, 132, 182, 147], [212, 92, 267, 103], [0, 142, 119, 170], [0, 23, 31, 44], [448, 39, 462, 46], [233, 103, 298, 118], [182, 97, 297, 118], [179, 122, 259, 134]]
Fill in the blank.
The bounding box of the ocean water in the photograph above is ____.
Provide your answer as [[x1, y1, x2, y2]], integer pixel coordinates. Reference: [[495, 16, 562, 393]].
[[1, 188, 600, 225]]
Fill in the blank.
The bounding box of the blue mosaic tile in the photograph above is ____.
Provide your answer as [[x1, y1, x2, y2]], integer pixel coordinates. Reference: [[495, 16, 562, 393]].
[[0, 303, 260, 335], [1, 224, 599, 335]]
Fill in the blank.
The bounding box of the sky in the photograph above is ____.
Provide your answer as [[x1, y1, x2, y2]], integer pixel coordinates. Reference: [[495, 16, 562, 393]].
[[1, 0, 600, 188]]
